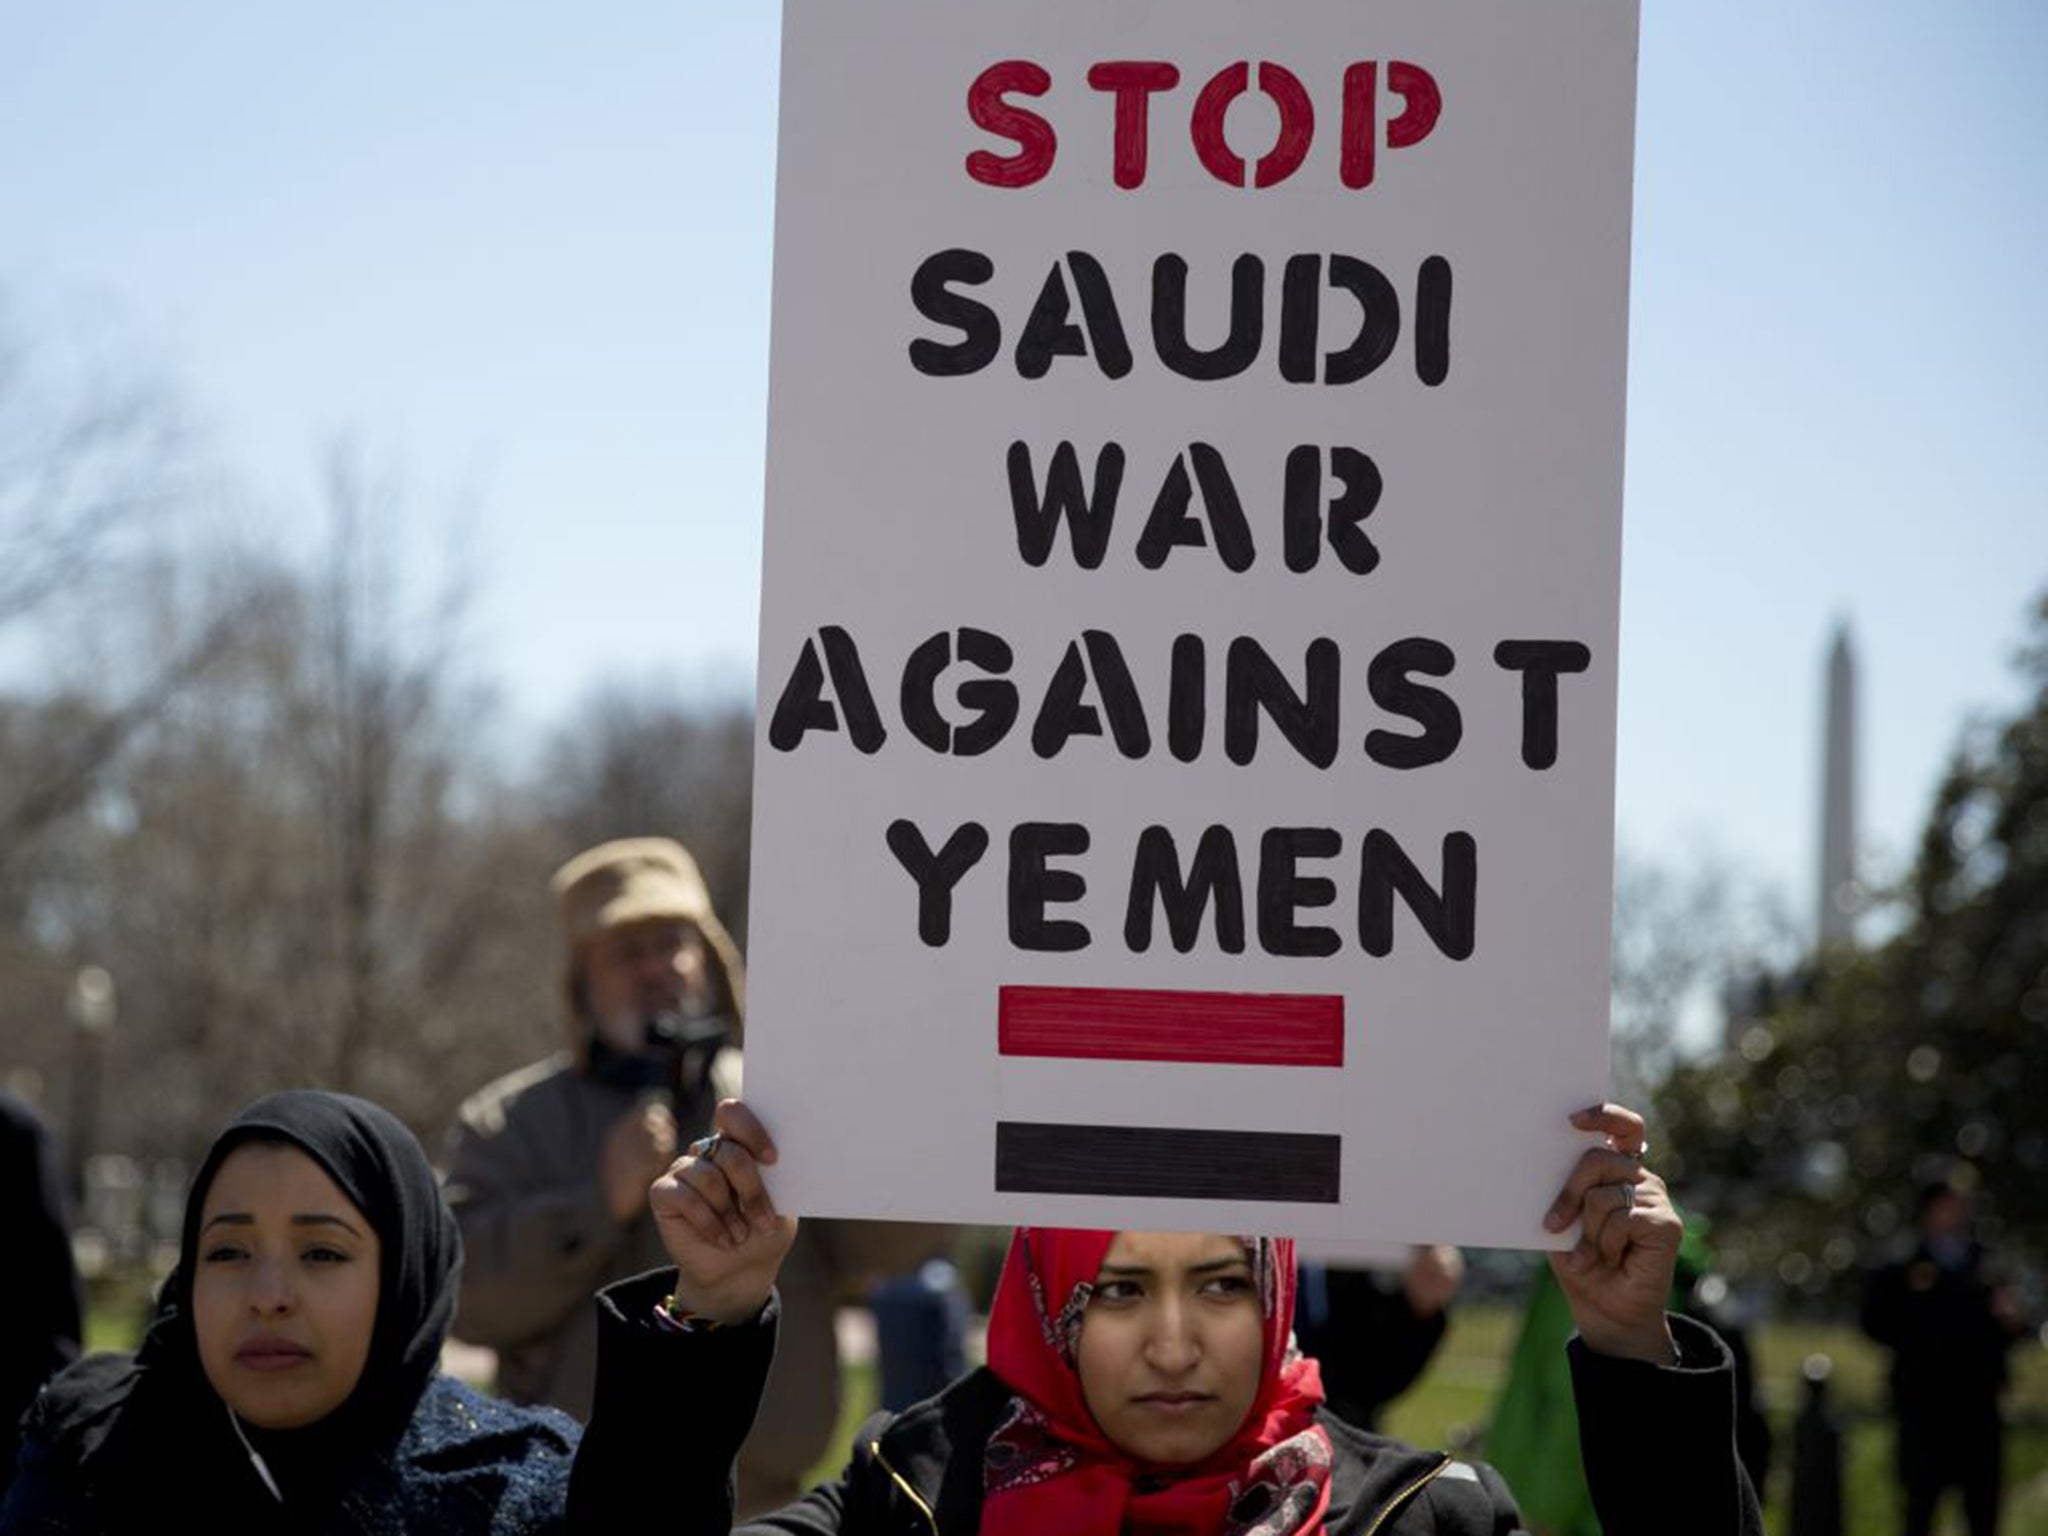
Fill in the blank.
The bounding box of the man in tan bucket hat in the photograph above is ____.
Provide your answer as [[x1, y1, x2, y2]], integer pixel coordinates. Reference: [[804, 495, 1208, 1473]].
[[444, 836, 939, 1512]]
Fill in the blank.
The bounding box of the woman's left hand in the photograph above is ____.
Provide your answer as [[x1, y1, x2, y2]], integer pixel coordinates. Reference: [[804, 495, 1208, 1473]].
[[649, 1099, 798, 1326], [1543, 1103, 1681, 1365]]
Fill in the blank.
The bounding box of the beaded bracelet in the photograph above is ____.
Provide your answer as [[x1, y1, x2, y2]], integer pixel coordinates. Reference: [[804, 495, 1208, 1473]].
[[652, 1293, 721, 1334]]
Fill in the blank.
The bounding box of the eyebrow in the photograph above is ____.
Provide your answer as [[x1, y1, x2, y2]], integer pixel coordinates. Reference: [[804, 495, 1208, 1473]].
[[1097, 1256, 1253, 1278], [201, 1213, 366, 1238]]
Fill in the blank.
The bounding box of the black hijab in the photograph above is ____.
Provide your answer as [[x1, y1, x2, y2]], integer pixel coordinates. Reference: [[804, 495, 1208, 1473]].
[[18, 1091, 462, 1528]]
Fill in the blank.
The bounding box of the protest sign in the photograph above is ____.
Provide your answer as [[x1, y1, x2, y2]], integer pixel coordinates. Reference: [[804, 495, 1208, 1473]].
[[746, 0, 1640, 1247]]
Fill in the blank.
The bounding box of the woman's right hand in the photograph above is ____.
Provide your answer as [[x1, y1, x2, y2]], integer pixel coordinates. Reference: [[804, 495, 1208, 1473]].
[[648, 1098, 798, 1325]]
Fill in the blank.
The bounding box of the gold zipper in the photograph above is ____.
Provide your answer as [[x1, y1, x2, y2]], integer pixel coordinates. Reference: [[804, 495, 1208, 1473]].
[[1361, 1453, 1454, 1536], [874, 1435, 1449, 1536], [871, 1439, 941, 1536]]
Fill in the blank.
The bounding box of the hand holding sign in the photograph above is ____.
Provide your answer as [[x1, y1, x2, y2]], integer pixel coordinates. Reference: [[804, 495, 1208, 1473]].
[[1544, 1103, 1679, 1365], [672, 1097, 1685, 1364], [649, 1099, 798, 1326]]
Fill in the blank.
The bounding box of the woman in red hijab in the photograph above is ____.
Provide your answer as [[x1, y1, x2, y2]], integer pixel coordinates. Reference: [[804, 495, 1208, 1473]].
[[574, 1101, 1762, 1535], [979, 1227, 1331, 1536]]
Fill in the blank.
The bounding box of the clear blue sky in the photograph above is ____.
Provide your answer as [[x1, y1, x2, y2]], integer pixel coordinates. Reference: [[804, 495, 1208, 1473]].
[[4, 3, 2044, 939]]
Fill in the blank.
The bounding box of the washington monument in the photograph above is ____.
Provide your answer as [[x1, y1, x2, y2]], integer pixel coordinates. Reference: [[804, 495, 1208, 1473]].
[[1817, 622, 1857, 949]]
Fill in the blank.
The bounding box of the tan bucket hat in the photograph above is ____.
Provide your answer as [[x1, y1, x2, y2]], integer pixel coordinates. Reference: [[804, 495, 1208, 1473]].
[[553, 837, 746, 1042]]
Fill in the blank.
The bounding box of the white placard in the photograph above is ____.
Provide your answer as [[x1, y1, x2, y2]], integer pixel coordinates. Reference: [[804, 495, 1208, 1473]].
[[747, 0, 1638, 1248]]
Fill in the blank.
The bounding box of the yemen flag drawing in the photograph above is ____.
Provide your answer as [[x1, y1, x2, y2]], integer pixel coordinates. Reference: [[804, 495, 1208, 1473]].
[[993, 985, 1344, 1204]]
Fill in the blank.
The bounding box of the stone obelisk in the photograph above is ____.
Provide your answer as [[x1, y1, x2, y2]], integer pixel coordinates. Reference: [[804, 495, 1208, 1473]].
[[1817, 623, 1858, 949]]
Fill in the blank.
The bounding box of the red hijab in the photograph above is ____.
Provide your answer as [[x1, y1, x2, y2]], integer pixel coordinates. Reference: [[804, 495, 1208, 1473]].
[[982, 1228, 1333, 1536]]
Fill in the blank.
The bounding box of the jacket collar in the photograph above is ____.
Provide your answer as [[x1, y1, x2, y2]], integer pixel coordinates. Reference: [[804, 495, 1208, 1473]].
[[870, 1369, 1455, 1535]]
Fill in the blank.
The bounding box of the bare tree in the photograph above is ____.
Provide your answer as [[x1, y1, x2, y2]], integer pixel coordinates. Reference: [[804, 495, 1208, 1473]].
[[5, 455, 557, 1160], [0, 297, 184, 630], [1608, 841, 1796, 1105], [239, 449, 556, 1120], [0, 300, 226, 874], [0, 608, 249, 874]]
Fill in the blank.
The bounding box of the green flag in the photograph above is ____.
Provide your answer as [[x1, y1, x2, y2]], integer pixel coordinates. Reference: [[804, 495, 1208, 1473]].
[[1486, 1266, 1601, 1536], [1486, 1219, 1711, 1535]]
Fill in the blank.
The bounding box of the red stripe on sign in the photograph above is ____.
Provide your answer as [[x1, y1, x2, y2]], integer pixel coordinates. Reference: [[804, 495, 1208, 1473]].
[[998, 986, 1344, 1068]]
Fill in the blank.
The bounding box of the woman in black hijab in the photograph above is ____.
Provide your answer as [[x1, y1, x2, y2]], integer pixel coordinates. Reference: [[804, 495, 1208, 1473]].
[[1, 1090, 582, 1534]]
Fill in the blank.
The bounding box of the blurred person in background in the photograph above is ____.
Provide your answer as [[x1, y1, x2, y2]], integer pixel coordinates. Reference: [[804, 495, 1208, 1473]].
[[1292, 1245, 1463, 1431], [868, 1257, 972, 1413], [0, 1088, 83, 1496], [443, 837, 941, 1514], [1861, 1171, 2030, 1536]]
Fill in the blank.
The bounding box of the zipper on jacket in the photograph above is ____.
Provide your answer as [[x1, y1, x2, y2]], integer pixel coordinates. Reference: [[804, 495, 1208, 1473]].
[[871, 1437, 1453, 1536], [1361, 1452, 1454, 1536], [870, 1439, 941, 1536]]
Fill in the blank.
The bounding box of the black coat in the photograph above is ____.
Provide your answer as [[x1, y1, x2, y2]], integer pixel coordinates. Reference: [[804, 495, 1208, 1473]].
[[0, 1092, 82, 1498], [1861, 1241, 2022, 1426], [579, 1271, 1764, 1536]]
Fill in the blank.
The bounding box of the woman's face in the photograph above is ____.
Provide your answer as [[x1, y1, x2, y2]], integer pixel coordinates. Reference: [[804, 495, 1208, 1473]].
[[192, 1142, 381, 1430], [1076, 1230, 1264, 1466]]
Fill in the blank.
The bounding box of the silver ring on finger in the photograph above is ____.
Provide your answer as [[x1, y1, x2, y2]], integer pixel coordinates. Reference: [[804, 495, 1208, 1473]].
[[1618, 1180, 1636, 1211], [688, 1132, 724, 1164]]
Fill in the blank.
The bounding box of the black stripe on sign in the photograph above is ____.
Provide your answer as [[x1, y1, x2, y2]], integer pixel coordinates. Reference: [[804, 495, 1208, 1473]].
[[994, 1122, 1341, 1204]]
